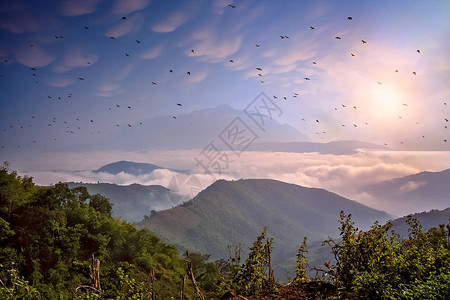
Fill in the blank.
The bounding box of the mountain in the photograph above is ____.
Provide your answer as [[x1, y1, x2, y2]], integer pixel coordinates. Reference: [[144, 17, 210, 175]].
[[390, 208, 450, 237], [67, 182, 182, 222], [137, 179, 391, 278], [246, 140, 384, 155], [362, 169, 450, 216], [94, 160, 183, 175], [81, 104, 308, 151]]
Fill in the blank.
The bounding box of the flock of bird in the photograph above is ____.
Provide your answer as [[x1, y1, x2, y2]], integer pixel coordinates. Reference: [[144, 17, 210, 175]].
[[0, 3, 448, 151]]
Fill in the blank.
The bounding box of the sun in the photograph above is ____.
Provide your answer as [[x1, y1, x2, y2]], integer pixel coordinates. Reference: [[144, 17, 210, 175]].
[[369, 85, 404, 120]]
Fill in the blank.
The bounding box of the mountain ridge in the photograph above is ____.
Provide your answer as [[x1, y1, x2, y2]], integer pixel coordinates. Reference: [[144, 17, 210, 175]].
[[137, 178, 392, 278]]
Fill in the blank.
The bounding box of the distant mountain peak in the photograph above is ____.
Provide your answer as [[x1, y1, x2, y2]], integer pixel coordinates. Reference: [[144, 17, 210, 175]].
[[94, 160, 179, 175]]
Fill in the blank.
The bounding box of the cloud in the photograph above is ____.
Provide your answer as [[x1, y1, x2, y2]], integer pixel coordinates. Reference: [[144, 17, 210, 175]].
[[0, 11, 39, 33], [112, 0, 150, 15], [14, 46, 55, 67], [6, 149, 450, 216], [399, 181, 426, 193], [187, 34, 243, 63], [184, 70, 209, 84], [211, 0, 230, 15], [151, 11, 189, 33], [60, 0, 102, 16], [45, 77, 75, 88], [140, 44, 163, 59], [96, 82, 121, 97], [52, 47, 98, 73], [106, 13, 144, 38]]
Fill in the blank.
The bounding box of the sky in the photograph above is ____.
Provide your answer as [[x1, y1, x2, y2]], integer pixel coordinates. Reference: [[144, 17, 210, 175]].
[[1, 0, 450, 215]]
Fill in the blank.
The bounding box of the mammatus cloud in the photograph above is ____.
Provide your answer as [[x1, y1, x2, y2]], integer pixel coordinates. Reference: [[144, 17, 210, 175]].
[[113, 0, 150, 15], [96, 83, 122, 97], [52, 47, 98, 73], [151, 12, 189, 33], [106, 14, 144, 38], [14, 46, 55, 67], [60, 0, 102, 16], [184, 70, 209, 84], [45, 77, 75, 88], [140, 45, 163, 59]]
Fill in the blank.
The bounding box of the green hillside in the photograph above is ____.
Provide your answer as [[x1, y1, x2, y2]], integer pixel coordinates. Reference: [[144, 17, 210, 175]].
[[0, 167, 198, 299], [137, 179, 392, 278], [67, 182, 181, 222]]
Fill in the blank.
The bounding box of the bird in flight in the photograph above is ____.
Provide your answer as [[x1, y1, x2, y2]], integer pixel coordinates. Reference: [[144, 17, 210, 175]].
[[412, 72, 417, 75], [347, 16, 353, 20], [177, 103, 182, 106], [361, 40, 367, 44], [228, 4, 236, 8], [335, 36, 341, 40], [351, 53, 355, 56], [122, 17, 127, 20], [187, 72, 191, 75], [136, 40, 141, 43], [310, 26, 315, 30], [417, 49, 420, 53], [304, 77, 310, 80]]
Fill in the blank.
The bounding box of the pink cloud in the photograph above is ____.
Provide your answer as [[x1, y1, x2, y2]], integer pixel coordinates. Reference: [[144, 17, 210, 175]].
[[188, 35, 242, 63], [52, 47, 97, 73], [140, 45, 163, 59], [14, 46, 55, 67], [60, 0, 102, 16], [151, 12, 189, 33], [106, 14, 144, 38], [45, 77, 75, 88], [113, 0, 150, 14]]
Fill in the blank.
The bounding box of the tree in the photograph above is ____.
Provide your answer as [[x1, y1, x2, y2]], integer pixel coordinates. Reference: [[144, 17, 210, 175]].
[[294, 237, 308, 284], [326, 211, 450, 299], [89, 194, 113, 216]]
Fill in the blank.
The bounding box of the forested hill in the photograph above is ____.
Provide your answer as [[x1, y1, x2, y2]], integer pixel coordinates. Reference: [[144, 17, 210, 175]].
[[138, 178, 392, 277], [67, 182, 180, 222], [0, 167, 198, 299]]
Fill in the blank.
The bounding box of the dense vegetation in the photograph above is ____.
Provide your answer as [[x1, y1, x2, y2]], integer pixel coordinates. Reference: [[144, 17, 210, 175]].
[[1, 166, 449, 299], [0, 165, 222, 299]]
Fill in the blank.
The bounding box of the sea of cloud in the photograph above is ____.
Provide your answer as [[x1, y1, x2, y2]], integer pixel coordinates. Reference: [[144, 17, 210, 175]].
[[4, 148, 450, 216]]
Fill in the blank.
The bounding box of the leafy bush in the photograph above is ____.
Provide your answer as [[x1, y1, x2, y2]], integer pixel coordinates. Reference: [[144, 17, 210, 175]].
[[325, 211, 450, 299]]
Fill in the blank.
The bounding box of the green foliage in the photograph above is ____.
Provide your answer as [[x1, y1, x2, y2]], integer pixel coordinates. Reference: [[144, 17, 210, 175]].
[[224, 226, 278, 296], [0, 167, 189, 299], [326, 210, 450, 299], [0, 266, 41, 299], [294, 237, 308, 284]]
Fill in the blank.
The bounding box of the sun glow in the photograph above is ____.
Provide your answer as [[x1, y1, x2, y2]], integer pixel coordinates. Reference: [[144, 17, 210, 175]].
[[369, 85, 405, 121]]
